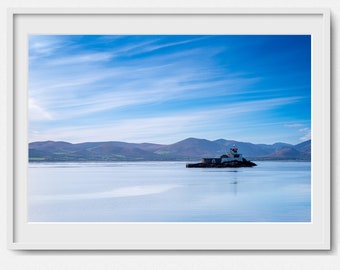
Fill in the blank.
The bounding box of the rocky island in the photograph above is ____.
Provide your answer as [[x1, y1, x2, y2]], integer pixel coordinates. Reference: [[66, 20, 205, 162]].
[[186, 145, 257, 168]]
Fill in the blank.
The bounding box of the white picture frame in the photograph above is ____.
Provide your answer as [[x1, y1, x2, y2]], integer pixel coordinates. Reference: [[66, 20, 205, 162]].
[[8, 8, 330, 250]]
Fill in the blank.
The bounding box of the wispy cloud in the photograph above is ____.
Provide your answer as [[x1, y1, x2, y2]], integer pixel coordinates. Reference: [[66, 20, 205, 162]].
[[48, 52, 114, 66], [29, 59, 263, 122], [29, 98, 53, 121], [29, 96, 304, 143], [285, 123, 304, 128], [28, 35, 311, 144], [299, 128, 311, 141], [29, 36, 64, 56], [132, 36, 209, 55]]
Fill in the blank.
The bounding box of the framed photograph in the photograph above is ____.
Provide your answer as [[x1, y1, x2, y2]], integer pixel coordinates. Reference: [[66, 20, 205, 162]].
[[8, 8, 330, 250]]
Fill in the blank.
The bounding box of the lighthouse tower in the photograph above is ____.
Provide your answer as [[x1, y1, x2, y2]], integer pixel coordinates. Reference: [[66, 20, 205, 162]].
[[221, 144, 243, 163]]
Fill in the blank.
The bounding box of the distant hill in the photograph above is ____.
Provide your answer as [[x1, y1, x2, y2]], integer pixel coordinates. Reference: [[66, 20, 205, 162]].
[[29, 138, 311, 162]]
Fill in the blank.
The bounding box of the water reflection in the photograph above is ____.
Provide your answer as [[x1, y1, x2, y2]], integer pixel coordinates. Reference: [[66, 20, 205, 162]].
[[28, 161, 311, 222], [230, 171, 238, 195]]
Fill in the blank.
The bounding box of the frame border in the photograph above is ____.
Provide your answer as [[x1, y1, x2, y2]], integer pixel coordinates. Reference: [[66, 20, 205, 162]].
[[8, 8, 331, 250]]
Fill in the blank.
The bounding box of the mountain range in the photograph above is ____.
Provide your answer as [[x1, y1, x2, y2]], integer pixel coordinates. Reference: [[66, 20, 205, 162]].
[[29, 138, 311, 162]]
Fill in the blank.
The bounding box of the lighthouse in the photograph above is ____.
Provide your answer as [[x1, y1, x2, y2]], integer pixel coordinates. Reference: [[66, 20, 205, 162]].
[[221, 144, 244, 163], [186, 144, 256, 168]]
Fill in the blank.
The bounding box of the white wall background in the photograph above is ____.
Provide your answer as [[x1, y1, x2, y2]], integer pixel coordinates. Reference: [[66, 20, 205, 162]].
[[0, 0, 338, 269]]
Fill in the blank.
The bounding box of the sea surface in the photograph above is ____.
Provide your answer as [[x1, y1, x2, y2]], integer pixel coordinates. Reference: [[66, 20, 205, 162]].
[[28, 161, 311, 222]]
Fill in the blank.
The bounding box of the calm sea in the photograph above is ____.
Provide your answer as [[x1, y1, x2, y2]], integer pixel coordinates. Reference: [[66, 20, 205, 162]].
[[28, 161, 311, 222]]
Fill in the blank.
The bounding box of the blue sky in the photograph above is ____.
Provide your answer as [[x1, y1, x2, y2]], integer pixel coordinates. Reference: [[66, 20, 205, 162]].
[[28, 35, 311, 145]]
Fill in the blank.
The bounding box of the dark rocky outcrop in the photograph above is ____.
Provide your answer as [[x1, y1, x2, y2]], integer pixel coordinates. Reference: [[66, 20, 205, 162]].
[[186, 158, 256, 168]]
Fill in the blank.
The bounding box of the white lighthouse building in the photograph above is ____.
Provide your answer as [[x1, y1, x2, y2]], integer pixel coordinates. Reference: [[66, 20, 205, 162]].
[[220, 145, 243, 163]]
